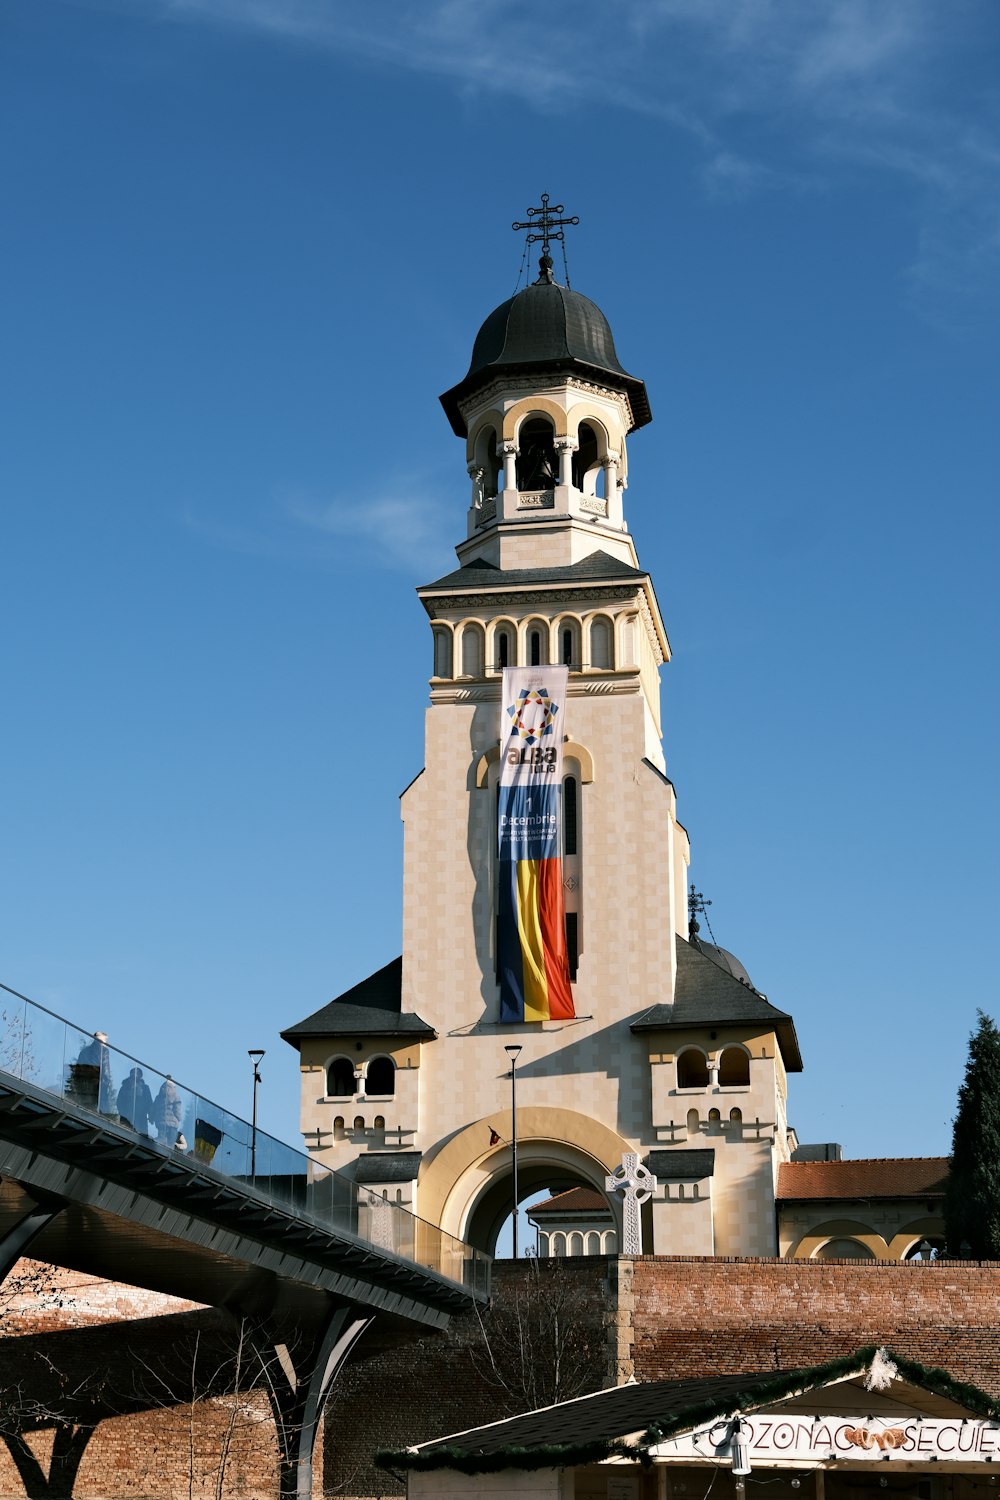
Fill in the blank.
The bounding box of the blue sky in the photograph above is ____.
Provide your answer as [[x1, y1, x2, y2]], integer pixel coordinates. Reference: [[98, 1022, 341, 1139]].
[[2, 0, 998, 1174]]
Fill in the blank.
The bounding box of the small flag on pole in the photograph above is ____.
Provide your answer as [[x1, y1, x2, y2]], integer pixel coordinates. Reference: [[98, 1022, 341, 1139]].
[[489, 1128, 502, 1146]]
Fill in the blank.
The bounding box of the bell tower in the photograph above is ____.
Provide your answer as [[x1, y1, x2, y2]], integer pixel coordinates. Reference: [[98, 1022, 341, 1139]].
[[440, 235, 652, 578], [403, 203, 687, 1057], [284, 203, 803, 1261]]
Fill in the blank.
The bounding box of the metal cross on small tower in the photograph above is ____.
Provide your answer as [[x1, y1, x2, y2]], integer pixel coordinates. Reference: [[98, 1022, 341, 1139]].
[[606, 1152, 658, 1255], [688, 883, 712, 941], [512, 193, 580, 259]]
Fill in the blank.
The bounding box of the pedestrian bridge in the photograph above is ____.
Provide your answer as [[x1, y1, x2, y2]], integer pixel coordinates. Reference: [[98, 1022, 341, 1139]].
[[0, 983, 490, 1497], [0, 981, 488, 1324]]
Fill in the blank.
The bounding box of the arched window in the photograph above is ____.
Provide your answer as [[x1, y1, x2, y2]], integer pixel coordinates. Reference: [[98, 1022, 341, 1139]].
[[677, 1049, 709, 1089], [585, 1231, 601, 1256], [563, 776, 578, 856], [687, 1108, 700, 1136], [559, 618, 580, 669], [374, 1115, 385, 1130], [333, 1116, 345, 1141], [525, 619, 548, 666], [604, 1229, 618, 1254], [327, 1058, 355, 1098], [562, 762, 582, 981], [432, 627, 452, 680], [729, 1107, 743, 1124], [568, 1232, 584, 1257], [461, 622, 484, 678], [708, 1108, 721, 1123], [516, 417, 557, 490], [366, 1057, 395, 1097], [590, 616, 613, 670], [719, 1047, 750, 1086], [353, 1115, 365, 1132], [551, 1233, 567, 1258], [494, 620, 516, 671]]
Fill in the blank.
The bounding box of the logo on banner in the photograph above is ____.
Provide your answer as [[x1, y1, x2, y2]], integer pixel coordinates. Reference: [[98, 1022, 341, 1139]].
[[506, 686, 560, 746]]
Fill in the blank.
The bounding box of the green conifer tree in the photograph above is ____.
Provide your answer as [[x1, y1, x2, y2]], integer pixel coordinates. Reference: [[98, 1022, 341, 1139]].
[[945, 1011, 1000, 1257]]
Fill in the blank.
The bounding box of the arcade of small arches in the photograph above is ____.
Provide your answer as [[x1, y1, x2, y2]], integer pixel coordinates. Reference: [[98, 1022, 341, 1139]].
[[539, 1227, 618, 1259], [465, 405, 628, 505], [785, 1220, 947, 1262], [432, 611, 628, 680]]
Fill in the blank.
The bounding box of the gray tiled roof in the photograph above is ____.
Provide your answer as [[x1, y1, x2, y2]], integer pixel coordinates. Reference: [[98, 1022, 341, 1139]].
[[418, 550, 649, 593], [401, 1372, 797, 1459], [644, 1149, 715, 1180], [280, 958, 436, 1045], [354, 1152, 423, 1185], [631, 936, 803, 1072], [390, 1351, 995, 1469]]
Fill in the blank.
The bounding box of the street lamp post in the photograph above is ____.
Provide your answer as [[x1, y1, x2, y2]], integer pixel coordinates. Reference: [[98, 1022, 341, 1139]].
[[504, 1044, 523, 1258], [248, 1049, 265, 1178]]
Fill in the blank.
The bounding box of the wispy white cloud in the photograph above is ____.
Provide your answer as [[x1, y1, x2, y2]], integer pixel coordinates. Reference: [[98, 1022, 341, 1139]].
[[179, 487, 455, 577], [284, 489, 455, 576], [136, 0, 1000, 322]]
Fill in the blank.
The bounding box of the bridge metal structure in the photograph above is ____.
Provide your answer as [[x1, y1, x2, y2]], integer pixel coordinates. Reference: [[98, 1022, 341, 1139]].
[[0, 984, 490, 1498]]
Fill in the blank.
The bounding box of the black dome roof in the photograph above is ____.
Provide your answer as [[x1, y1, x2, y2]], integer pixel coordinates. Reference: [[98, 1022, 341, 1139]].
[[440, 264, 651, 437]]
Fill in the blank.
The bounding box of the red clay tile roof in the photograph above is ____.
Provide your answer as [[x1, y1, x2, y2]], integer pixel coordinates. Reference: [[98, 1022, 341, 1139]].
[[526, 1187, 611, 1216], [777, 1157, 949, 1202]]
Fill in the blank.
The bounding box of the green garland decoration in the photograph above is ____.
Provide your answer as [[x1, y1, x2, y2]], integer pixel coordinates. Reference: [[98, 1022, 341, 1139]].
[[644, 1348, 879, 1444], [645, 1348, 1000, 1445], [375, 1438, 651, 1476], [381, 1345, 1000, 1478]]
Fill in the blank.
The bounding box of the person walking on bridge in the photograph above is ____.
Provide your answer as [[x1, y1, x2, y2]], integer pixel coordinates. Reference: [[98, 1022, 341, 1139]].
[[153, 1076, 184, 1147], [68, 1031, 114, 1118], [117, 1066, 154, 1135]]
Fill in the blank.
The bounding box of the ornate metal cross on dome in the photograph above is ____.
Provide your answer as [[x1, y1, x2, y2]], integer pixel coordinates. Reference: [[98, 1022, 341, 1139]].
[[512, 193, 580, 258], [606, 1152, 658, 1255]]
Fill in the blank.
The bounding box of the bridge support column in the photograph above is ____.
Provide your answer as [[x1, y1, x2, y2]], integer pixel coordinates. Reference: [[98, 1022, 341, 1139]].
[[0, 1197, 63, 1285], [263, 1303, 373, 1500]]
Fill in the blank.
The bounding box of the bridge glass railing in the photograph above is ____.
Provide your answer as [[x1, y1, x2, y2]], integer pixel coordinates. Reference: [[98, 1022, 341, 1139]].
[[0, 985, 489, 1297]]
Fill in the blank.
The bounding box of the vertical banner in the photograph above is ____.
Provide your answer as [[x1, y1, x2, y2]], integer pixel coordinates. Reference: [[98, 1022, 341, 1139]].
[[498, 666, 575, 1023]]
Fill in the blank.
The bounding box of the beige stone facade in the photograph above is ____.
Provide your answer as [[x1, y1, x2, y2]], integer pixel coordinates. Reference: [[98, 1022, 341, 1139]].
[[281, 262, 946, 1264]]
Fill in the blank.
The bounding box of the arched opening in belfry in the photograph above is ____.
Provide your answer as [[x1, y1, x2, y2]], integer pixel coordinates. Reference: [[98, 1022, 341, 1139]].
[[474, 424, 502, 499], [573, 421, 602, 493], [516, 417, 558, 491]]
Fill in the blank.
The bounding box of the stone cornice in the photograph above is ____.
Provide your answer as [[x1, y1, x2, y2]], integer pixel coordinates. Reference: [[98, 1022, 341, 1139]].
[[460, 375, 633, 428], [423, 584, 642, 612]]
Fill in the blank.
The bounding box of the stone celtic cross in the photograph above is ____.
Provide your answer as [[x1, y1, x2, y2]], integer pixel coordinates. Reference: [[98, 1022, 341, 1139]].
[[605, 1152, 658, 1255]]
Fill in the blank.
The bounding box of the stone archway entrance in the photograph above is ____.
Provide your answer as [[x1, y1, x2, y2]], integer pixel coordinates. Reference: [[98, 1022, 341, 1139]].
[[463, 1153, 612, 1257], [418, 1107, 636, 1257]]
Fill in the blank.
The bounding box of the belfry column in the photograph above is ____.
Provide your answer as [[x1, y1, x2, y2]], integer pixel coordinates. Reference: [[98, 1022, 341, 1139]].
[[605, 449, 623, 528], [499, 441, 518, 518]]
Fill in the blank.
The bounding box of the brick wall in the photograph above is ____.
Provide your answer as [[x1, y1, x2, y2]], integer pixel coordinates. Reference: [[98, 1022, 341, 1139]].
[[323, 1257, 612, 1499], [0, 1283, 279, 1500], [622, 1255, 1000, 1394], [5, 1255, 1000, 1499]]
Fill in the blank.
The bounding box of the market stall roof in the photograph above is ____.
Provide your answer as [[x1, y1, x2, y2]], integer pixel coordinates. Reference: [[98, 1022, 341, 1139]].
[[379, 1347, 999, 1476]]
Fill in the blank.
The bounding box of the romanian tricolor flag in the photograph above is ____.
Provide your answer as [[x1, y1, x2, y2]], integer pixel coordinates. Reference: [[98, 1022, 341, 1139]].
[[498, 666, 575, 1023]]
